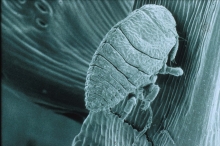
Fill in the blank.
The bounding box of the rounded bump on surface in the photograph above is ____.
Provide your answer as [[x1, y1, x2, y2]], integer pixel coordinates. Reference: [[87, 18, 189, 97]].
[[36, 18, 48, 28], [170, 67, 184, 76], [34, 0, 53, 15], [175, 67, 184, 76], [35, 1, 48, 13], [18, 0, 26, 4], [58, 0, 63, 5], [140, 4, 176, 28], [150, 75, 157, 83]]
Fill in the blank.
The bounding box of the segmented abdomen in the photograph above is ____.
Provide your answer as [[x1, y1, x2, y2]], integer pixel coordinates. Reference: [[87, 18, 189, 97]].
[[85, 5, 177, 112]]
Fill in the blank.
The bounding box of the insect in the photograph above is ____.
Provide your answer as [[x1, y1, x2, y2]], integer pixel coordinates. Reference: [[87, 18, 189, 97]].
[[85, 4, 183, 118]]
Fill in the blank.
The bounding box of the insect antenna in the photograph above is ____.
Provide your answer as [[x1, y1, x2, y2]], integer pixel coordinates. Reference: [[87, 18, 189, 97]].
[[178, 36, 187, 42]]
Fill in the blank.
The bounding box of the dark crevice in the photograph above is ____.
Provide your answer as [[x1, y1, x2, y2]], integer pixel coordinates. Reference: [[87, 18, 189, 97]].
[[36, 18, 47, 28], [103, 42, 150, 75], [97, 54, 136, 87], [146, 132, 154, 146], [89, 64, 127, 92], [35, 1, 48, 13], [87, 79, 125, 110], [88, 64, 127, 92], [110, 74, 127, 91], [59, 112, 87, 124], [110, 108, 152, 137], [109, 108, 153, 144]]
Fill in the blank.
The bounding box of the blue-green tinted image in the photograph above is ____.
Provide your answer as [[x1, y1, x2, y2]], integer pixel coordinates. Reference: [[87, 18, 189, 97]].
[[2, 0, 220, 146]]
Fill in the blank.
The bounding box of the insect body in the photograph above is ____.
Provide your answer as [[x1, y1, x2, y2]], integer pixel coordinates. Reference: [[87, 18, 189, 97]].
[[85, 5, 183, 115]]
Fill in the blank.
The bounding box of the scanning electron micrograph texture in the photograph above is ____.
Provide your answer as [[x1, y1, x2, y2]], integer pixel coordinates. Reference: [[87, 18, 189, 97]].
[[2, 1, 135, 145], [2, 0, 220, 146], [75, 1, 219, 146], [72, 111, 151, 146], [78, 4, 184, 146], [85, 5, 183, 113], [2, 0, 133, 114]]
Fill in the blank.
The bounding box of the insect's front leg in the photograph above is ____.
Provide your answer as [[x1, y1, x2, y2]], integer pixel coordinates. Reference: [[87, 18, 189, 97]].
[[141, 84, 160, 111], [159, 64, 183, 76]]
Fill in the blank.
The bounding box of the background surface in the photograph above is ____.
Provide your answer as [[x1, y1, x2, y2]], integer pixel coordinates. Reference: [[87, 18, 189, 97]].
[[2, 0, 220, 146]]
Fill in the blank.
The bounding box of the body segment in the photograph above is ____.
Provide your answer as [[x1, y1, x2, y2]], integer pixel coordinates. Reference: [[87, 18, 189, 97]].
[[85, 4, 183, 113]]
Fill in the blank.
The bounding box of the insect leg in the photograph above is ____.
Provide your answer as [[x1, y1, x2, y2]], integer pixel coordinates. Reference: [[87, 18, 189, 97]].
[[141, 84, 160, 111], [121, 96, 137, 121], [150, 75, 157, 83], [159, 64, 183, 76]]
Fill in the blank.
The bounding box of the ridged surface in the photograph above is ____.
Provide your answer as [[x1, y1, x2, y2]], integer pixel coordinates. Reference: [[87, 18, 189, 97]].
[[72, 110, 152, 146], [104, 29, 164, 75], [85, 5, 178, 112], [129, 0, 220, 146], [75, 1, 219, 146], [2, 0, 134, 114], [2, 1, 219, 146], [111, 93, 153, 132]]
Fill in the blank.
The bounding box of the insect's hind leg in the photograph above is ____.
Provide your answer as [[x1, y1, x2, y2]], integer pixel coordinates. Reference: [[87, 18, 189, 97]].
[[159, 64, 183, 76], [120, 96, 137, 121], [141, 84, 160, 111], [133, 84, 158, 145]]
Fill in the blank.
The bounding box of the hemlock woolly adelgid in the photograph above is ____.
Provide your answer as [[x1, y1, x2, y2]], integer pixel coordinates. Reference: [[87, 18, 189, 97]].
[[85, 4, 183, 113], [84, 4, 183, 145]]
